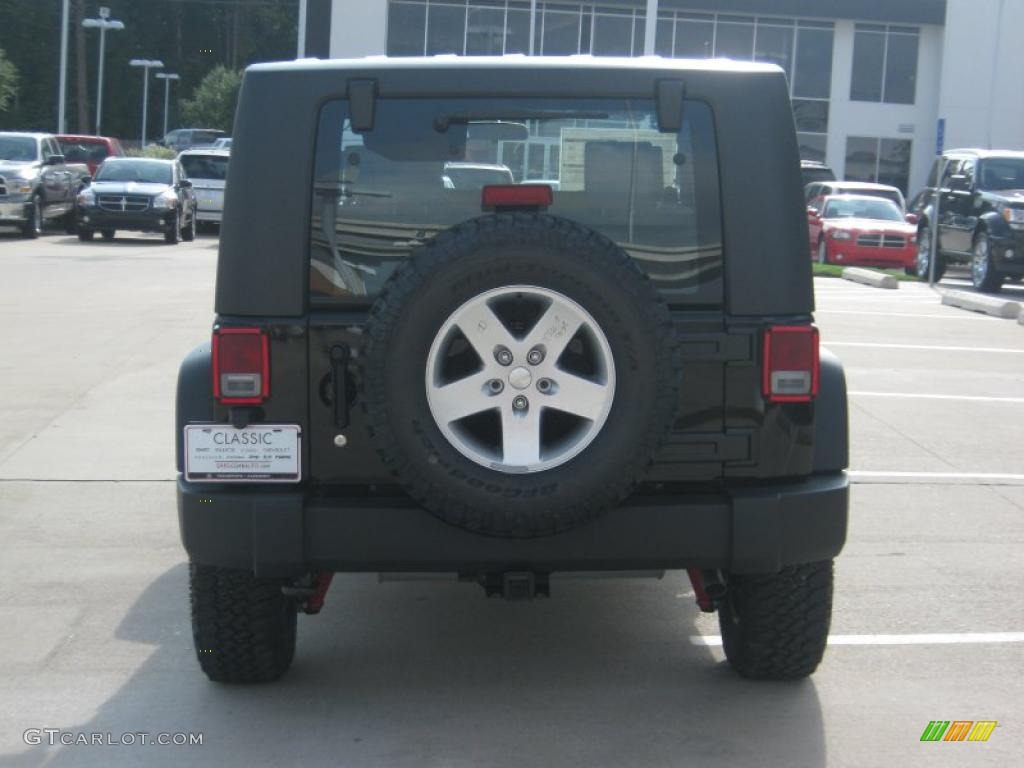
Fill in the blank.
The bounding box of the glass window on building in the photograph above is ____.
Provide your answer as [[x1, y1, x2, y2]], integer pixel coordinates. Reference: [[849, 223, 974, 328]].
[[845, 136, 913, 194], [673, 13, 715, 58], [387, 1, 426, 56], [592, 9, 634, 56], [465, 6, 506, 55], [755, 22, 795, 80], [793, 23, 834, 99], [538, 7, 581, 55], [851, 24, 919, 105], [427, 3, 467, 54], [714, 15, 754, 59]]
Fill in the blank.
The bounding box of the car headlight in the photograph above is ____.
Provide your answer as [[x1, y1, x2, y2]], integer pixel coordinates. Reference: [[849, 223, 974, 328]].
[[1001, 205, 1024, 230], [830, 230, 853, 241], [77, 188, 95, 206], [152, 191, 178, 210]]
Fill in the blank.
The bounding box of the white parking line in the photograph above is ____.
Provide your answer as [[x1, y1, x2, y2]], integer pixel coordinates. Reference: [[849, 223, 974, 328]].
[[849, 471, 1024, 485], [690, 632, 1024, 647], [850, 391, 1024, 403], [826, 342, 1024, 354], [817, 310, 994, 321]]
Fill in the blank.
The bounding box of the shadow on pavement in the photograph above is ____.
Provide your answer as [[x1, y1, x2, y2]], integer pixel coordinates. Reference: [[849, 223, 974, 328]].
[[9, 565, 826, 768]]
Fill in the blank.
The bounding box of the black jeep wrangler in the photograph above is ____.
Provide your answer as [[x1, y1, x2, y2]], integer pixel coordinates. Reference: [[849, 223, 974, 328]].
[[176, 57, 849, 683], [911, 149, 1024, 291]]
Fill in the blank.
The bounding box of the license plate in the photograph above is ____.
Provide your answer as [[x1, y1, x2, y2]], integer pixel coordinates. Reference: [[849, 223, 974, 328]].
[[184, 424, 301, 483]]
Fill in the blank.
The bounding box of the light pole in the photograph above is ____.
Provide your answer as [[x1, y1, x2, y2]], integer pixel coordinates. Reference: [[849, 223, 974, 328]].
[[82, 8, 125, 136], [155, 73, 180, 139], [129, 59, 164, 148], [58, 0, 69, 132]]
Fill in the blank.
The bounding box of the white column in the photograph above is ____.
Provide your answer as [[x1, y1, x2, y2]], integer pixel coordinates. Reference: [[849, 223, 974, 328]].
[[329, 0, 388, 58], [644, 0, 658, 56], [297, 0, 308, 58]]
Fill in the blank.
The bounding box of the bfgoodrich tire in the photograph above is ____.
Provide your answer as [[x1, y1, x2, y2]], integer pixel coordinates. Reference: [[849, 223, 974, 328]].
[[363, 214, 680, 538], [719, 560, 834, 680], [189, 562, 297, 683]]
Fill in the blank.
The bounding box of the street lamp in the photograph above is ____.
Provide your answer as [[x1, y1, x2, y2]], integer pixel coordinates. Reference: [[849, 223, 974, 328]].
[[155, 73, 180, 140], [129, 59, 164, 148], [82, 7, 125, 136]]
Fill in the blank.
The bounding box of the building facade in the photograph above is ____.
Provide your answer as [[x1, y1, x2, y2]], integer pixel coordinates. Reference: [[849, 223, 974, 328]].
[[309, 0, 1023, 196]]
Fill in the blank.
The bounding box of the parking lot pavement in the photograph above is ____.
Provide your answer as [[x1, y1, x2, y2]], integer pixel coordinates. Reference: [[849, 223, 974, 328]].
[[0, 234, 1022, 767]]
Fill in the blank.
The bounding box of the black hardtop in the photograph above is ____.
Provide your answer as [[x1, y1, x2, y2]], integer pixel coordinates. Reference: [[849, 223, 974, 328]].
[[216, 56, 813, 318]]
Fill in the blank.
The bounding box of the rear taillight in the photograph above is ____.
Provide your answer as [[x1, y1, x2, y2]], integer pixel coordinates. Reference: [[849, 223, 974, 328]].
[[212, 327, 269, 404], [762, 325, 819, 403]]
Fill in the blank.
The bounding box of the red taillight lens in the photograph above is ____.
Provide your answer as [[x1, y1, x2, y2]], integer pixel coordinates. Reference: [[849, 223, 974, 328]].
[[212, 327, 269, 404], [481, 184, 553, 210], [763, 325, 819, 403]]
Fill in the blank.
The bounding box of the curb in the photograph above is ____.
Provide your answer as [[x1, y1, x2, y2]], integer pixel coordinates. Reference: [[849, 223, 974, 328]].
[[941, 290, 1021, 319], [841, 267, 899, 290]]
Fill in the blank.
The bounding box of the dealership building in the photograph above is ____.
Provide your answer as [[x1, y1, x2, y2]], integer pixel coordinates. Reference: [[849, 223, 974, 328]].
[[298, 0, 1024, 195]]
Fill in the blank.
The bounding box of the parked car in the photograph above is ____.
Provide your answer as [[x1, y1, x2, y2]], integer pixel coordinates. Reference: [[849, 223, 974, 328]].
[[211, 137, 233, 150], [800, 160, 836, 187], [911, 148, 1024, 290], [806, 180, 907, 214], [179, 148, 229, 231], [161, 128, 227, 152], [75, 157, 196, 244], [55, 134, 126, 175], [808, 194, 917, 271], [176, 56, 848, 684], [0, 131, 83, 237], [441, 162, 514, 190]]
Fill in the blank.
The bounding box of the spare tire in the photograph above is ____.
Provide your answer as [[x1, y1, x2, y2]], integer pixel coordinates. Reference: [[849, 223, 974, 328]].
[[363, 214, 679, 537]]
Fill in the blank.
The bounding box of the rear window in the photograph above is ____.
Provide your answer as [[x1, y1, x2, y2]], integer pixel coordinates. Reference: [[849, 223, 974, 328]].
[[181, 154, 229, 181], [309, 97, 723, 304]]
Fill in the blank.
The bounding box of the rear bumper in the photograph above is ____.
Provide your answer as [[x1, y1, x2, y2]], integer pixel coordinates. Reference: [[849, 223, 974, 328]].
[[177, 472, 849, 578]]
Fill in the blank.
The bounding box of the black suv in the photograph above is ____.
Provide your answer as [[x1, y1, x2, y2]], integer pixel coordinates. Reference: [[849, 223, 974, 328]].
[[176, 58, 849, 684], [911, 148, 1024, 290]]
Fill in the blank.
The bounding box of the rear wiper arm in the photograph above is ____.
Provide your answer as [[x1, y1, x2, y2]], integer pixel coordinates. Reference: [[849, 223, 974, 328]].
[[434, 111, 609, 131]]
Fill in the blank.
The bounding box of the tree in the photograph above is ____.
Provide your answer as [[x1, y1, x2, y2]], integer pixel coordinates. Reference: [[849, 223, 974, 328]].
[[0, 47, 17, 113], [179, 65, 242, 132]]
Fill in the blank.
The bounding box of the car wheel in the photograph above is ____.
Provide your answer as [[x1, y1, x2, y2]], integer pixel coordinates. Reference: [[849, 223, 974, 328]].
[[164, 213, 181, 244], [915, 228, 946, 281], [817, 238, 828, 264], [63, 209, 78, 235], [971, 231, 1003, 293], [363, 214, 680, 538], [719, 560, 834, 680], [77, 229, 95, 242], [182, 209, 197, 242], [189, 562, 297, 683], [101, 229, 116, 242], [21, 194, 42, 239]]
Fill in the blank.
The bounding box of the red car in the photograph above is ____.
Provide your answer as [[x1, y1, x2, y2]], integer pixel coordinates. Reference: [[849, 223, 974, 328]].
[[807, 194, 918, 271], [55, 134, 126, 176]]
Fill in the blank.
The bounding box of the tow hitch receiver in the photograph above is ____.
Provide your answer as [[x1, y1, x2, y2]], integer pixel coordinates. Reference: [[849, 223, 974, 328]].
[[282, 571, 334, 614], [687, 568, 726, 613], [479, 571, 550, 600]]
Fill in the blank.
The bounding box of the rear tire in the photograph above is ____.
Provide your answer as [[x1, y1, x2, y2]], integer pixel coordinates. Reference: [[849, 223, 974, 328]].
[[971, 231, 1003, 293], [189, 562, 297, 683], [21, 194, 42, 239], [164, 213, 182, 244], [915, 228, 946, 281], [63, 209, 78, 235], [77, 229, 95, 242], [719, 560, 834, 680], [816, 238, 828, 264], [182, 209, 196, 242], [101, 229, 115, 242]]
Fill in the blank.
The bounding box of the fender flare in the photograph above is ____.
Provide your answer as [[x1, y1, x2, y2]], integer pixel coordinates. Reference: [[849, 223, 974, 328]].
[[175, 343, 214, 472], [813, 347, 848, 472]]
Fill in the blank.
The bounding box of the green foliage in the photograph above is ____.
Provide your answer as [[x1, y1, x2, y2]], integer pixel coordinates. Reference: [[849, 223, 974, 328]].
[[125, 145, 176, 159], [0, 47, 17, 112], [180, 66, 243, 132]]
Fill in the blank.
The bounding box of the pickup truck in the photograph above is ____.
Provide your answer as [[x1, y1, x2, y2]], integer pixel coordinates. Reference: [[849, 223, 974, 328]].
[[0, 131, 89, 237]]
